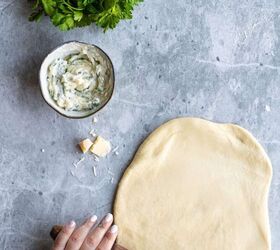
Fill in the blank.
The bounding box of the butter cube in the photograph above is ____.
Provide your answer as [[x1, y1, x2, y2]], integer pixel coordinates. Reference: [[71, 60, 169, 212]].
[[79, 138, 93, 153], [90, 136, 111, 157]]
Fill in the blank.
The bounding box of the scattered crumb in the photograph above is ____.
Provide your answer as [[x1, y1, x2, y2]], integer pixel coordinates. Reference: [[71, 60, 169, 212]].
[[94, 155, 100, 162], [41, 149, 45, 153], [265, 105, 271, 112], [89, 129, 97, 137], [70, 170, 75, 176], [112, 146, 119, 153], [73, 157, 85, 168], [92, 117, 98, 123], [92, 166, 97, 176], [77, 157, 85, 164], [115, 151, 119, 156], [111, 177, 114, 183]]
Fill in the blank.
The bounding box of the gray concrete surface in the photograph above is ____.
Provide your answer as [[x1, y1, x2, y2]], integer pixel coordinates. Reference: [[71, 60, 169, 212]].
[[0, 0, 280, 249]]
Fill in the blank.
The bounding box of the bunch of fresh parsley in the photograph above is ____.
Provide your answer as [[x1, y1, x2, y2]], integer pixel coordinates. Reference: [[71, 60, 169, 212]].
[[29, 0, 143, 31]]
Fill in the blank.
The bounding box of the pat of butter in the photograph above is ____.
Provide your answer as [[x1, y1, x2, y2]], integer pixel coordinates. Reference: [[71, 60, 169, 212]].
[[79, 138, 93, 153], [90, 136, 111, 157]]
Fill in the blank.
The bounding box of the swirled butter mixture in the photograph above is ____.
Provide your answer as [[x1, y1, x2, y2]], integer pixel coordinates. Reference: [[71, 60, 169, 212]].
[[47, 45, 111, 111]]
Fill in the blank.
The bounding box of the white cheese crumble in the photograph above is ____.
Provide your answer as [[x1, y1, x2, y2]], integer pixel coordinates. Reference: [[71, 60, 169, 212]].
[[73, 157, 85, 168], [92, 166, 97, 176], [112, 146, 119, 152], [265, 105, 271, 112], [47, 45, 111, 111], [92, 117, 98, 123], [89, 129, 97, 137], [94, 155, 100, 162], [112, 146, 119, 156]]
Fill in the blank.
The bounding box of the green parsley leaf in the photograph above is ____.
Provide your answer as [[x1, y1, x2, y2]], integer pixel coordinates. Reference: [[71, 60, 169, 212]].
[[29, 0, 144, 31], [41, 0, 56, 15], [51, 12, 65, 25], [73, 11, 83, 22]]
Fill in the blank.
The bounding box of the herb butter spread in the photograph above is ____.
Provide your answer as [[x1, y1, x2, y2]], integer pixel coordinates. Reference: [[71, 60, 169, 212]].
[[47, 45, 111, 111]]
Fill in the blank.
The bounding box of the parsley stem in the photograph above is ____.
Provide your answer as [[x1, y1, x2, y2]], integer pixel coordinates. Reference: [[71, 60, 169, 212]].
[[62, 0, 83, 11]]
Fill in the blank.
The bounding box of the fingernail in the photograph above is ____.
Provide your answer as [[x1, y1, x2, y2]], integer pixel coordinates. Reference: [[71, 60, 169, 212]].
[[110, 225, 118, 234], [90, 215, 97, 222], [104, 213, 113, 223], [68, 220, 76, 228]]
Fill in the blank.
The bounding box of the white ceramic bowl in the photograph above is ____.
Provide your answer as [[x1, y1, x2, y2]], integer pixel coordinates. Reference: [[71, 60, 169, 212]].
[[39, 41, 115, 119]]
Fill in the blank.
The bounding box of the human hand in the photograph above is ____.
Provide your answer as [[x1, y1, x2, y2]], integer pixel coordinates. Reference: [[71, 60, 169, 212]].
[[51, 213, 125, 250]]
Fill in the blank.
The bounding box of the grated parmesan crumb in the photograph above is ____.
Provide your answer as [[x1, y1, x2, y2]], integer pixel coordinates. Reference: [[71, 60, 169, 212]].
[[112, 146, 119, 153], [92, 166, 97, 176], [77, 157, 85, 164], [70, 170, 75, 176], [89, 129, 97, 137], [73, 157, 85, 168], [94, 155, 100, 162], [41, 149, 45, 153], [92, 117, 98, 123], [265, 105, 271, 112]]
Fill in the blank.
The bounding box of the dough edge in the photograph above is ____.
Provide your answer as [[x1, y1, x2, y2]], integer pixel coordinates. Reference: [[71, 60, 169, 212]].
[[113, 117, 273, 248]]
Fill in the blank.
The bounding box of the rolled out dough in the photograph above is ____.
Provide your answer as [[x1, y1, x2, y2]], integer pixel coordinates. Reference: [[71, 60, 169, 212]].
[[114, 118, 272, 250]]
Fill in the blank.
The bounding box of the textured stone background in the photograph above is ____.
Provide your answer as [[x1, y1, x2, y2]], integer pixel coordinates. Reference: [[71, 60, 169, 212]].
[[0, 0, 279, 249]]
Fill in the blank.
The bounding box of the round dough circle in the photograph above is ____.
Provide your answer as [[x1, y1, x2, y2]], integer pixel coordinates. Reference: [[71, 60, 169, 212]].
[[114, 118, 272, 250]]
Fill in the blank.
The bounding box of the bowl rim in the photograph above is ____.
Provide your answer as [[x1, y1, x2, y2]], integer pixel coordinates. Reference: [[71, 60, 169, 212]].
[[39, 40, 115, 119]]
